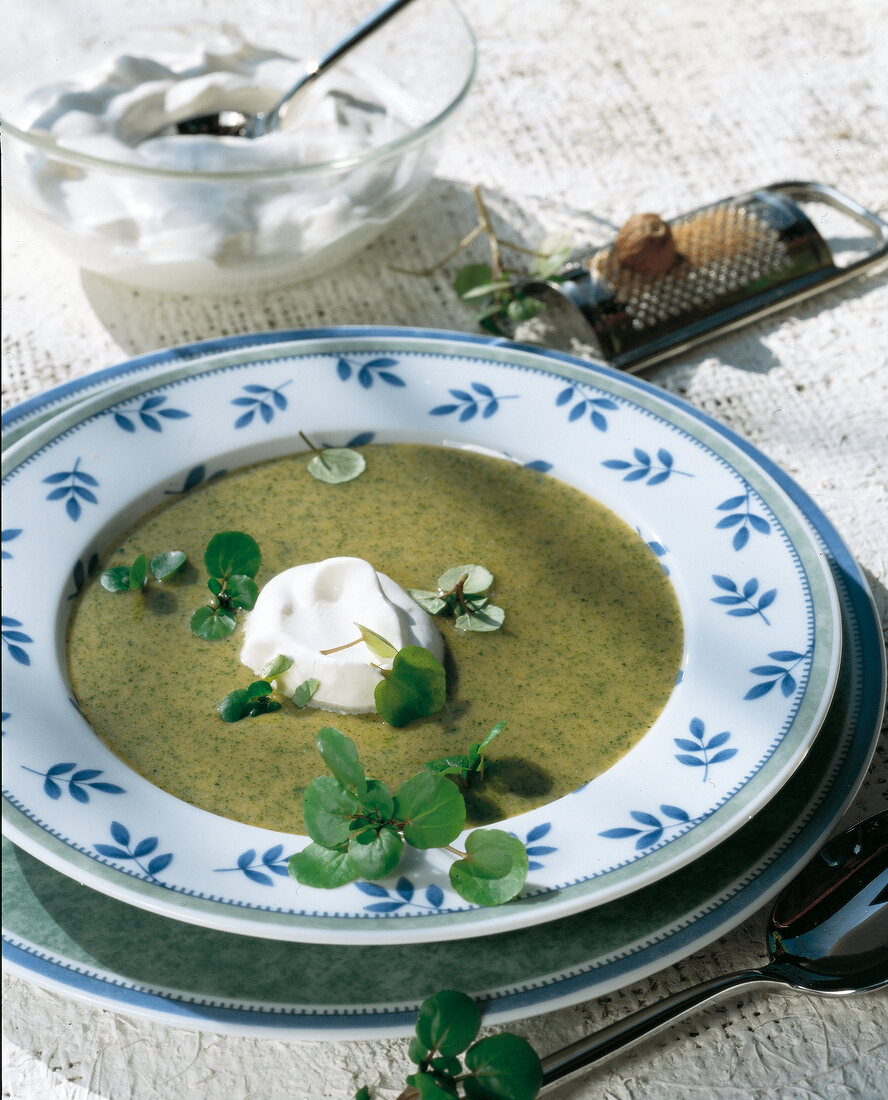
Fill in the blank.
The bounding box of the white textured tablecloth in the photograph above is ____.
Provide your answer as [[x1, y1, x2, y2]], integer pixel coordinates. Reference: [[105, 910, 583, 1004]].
[[3, 0, 887, 1096]]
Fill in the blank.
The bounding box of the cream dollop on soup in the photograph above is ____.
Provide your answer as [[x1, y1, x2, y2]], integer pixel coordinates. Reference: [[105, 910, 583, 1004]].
[[241, 556, 443, 714]]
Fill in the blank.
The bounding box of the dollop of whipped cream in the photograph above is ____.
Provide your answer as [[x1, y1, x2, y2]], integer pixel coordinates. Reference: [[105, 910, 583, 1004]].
[[240, 557, 443, 715]]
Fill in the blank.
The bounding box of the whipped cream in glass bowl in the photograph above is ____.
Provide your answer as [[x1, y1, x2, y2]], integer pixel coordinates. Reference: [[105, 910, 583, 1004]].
[[0, 0, 475, 294]]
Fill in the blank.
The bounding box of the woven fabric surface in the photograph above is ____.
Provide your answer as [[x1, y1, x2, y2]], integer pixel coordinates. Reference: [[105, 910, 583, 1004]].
[[3, 0, 887, 1097]]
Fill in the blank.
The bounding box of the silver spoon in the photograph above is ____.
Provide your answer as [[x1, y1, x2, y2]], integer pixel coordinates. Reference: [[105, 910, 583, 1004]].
[[158, 0, 418, 139], [539, 809, 888, 1094]]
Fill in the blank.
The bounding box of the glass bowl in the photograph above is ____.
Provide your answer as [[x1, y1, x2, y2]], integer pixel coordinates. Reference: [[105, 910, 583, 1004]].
[[0, 0, 475, 294]]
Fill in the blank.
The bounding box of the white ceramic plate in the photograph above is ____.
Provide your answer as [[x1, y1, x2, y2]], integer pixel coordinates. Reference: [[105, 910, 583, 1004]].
[[3, 482, 881, 1037], [1, 328, 841, 943]]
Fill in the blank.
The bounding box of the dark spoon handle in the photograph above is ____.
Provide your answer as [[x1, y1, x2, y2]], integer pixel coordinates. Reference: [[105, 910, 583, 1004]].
[[538, 968, 783, 1091]]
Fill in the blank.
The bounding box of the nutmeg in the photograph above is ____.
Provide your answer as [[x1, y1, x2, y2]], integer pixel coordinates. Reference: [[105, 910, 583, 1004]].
[[613, 213, 676, 276]]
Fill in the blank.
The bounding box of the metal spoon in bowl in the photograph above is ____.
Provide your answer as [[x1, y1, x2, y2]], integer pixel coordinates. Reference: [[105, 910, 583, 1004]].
[[156, 0, 418, 139], [538, 809, 888, 1093]]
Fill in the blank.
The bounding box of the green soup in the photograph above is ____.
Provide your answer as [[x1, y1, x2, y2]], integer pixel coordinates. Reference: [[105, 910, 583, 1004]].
[[67, 444, 682, 832]]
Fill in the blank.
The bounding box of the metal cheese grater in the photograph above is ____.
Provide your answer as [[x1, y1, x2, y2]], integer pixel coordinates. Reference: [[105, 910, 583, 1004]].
[[535, 182, 888, 372]]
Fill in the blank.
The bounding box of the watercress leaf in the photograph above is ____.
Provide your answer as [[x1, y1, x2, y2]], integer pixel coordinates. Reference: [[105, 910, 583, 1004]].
[[450, 830, 528, 907], [354, 1089, 371, 1100], [355, 623, 398, 660], [346, 825, 404, 879], [307, 447, 366, 484], [407, 589, 448, 616], [459, 280, 514, 301], [408, 1036, 430, 1065], [408, 1073, 459, 1098], [218, 688, 250, 723], [358, 777, 395, 819], [455, 605, 505, 632], [288, 842, 356, 889], [149, 550, 186, 581], [302, 774, 359, 849], [430, 1055, 464, 1078], [246, 679, 273, 701], [423, 754, 471, 778], [463, 1033, 543, 1100], [316, 727, 367, 798], [375, 646, 447, 727], [207, 577, 223, 597], [190, 605, 237, 639], [477, 720, 506, 753], [260, 653, 293, 680], [100, 566, 131, 592], [437, 564, 493, 596], [204, 531, 261, 580], [128, 553, 148, 591], [416, 989, 481, 1057], [292, 677, 320, 709], [225, 574, 259, 610], [395, 770, 465, 849], [453, 263, 493, 299]]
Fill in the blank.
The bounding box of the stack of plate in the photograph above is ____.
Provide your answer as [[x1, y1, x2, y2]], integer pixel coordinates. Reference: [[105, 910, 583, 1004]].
[[2, 329, 883, 1039]]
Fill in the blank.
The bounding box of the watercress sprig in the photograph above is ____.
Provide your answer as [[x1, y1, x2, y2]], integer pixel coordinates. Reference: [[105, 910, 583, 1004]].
[[100, 550, 186, 592], [218, 679, 281, 722], [299, 430, 366, 484], [288, 727, 528, 907], [321, 625, 447, 726], [355, 988, 542, 1100], [424, 721, 506, 786], [190, 531, 261, 640], [408, 564, 505, 632]]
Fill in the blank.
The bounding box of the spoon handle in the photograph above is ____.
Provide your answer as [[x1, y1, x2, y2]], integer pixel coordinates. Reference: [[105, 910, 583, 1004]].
[[269, 0, 417, 126], [538, 968, 784, 1092]]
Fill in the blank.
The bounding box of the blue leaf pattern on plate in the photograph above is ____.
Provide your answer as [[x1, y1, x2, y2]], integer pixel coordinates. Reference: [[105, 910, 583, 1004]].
[[215, 844, 293, 886], [512, 821, 556, 871], [94, 821, 173, 880], [22, 762, 125, 802], [231, 382, 291, 429], [42, 458, 99, 521], [674, 718, 738, 782], [356, 875, 447, 913], [745, 648, 809, 700], [336, 356, 405, 388], [555, 386, 618, 431], [1, 528, 22, 559], [524, 459, 553, 472], [602, 448, 691, 485], [68, 553, 101, 599], [2, 617, 33, 666], [113, 395, 190, 434], [164, 463, 229, 495], [600, 804, 691, 849], [711, 574, 776, 623], [429, 383, 518, 421], [715, 487, 772, 550]]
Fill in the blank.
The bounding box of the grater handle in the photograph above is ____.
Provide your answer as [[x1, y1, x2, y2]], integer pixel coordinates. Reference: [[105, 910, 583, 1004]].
[[768, 180, 888, 275]]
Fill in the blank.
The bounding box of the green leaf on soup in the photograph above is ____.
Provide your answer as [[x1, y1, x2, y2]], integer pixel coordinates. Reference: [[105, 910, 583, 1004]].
[[307, 447, 366, 484], [204, 531, 261, 580], [100, 566, 131, 592], [437, 564, 493, 596], [454, 604, 505, 632], [415, 989, 481, 1057], [347, 824, 404, 879], [407, 589, 448, 615], [218, 688, 250, 722], [355, 623, 398, 660], [190, 605, 237, 640], [149, 550, 186, 581], [225, 574, 258, 610], [358, 777, 395, 819], [394, 770, 465, 850], [258, 654, 291, 681], [449, 829, 528, 907], [375, 646, 447, 727], [246, 679, 273, 701], [288, 842, 356, 889], [407, 1073, 459, 1098], [463, 1032, 542, 1100], [292, 677, 320, 708], [315, 727, 367, 798], [128, 553, 148, 590], [302, 775, 360, 849]]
